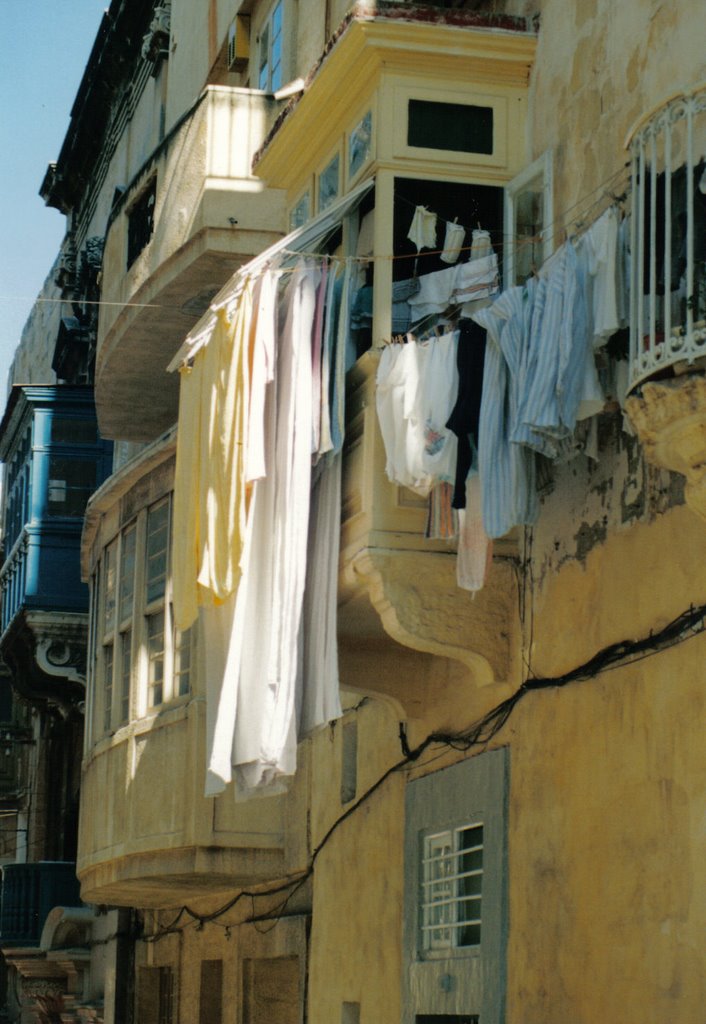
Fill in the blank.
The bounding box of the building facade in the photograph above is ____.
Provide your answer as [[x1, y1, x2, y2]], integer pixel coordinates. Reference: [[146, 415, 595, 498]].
[[1, 1, 705, 1022]]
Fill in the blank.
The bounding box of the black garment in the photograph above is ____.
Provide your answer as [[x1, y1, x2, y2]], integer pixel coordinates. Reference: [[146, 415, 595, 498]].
[[446, 320, 486, 508]]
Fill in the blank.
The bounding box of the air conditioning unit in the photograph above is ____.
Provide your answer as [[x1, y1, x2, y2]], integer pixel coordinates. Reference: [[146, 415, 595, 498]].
[[227, 15, 250, 71]]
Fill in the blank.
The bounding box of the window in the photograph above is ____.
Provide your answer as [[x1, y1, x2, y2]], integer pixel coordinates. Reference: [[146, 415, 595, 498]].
[[199, 960, 223, 1024], [403, 749, 508, 1024], [127, 178, 156, 268], [290, 191, 311, 231], [504, 151, 553, 287], [348, 110, 373, 181], [408, 100, 493, 155], [318, 154, 340, 213], [258, 0, 283, 92], [46, 457, 96, 517], [90, 494, 194, 739], [421, 824, 483, 951], [138, 966, 175, 1024]]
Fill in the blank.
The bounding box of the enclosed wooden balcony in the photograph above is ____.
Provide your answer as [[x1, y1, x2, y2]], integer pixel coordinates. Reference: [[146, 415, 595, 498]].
[[95, 85, 287, 443], [78, 434, 308, 908]]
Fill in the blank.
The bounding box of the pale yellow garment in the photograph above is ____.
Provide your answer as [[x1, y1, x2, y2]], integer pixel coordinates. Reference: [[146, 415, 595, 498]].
[[172, 281, 253, 630]]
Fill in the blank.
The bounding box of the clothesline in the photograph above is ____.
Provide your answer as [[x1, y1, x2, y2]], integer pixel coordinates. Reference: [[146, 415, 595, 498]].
[[3, 164, 632, 323]]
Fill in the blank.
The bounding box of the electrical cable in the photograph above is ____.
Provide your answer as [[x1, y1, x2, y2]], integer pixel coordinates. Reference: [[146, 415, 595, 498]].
[[142, 594, 706, 943]]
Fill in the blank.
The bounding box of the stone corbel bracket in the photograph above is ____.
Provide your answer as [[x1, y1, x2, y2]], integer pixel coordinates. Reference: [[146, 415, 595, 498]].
[[626, 375, 706, 519], [345, 547, 516, 685]]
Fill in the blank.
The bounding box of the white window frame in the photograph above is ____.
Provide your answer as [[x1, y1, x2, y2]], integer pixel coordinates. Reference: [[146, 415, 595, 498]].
[[403, 749, 508, 1024], [421, 822, 483, 954], [504, 150, 553, 287]]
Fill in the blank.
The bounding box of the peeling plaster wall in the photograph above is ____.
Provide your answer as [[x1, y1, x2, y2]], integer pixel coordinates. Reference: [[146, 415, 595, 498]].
[[531, 412, 685, 583]]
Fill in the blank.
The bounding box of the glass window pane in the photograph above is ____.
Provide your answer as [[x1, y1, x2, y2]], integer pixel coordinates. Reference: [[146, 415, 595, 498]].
[[148, 612, 165, 707], [119, 527, 137, 624], [173, 618, 192, 698], [318, 154, 340, 213], [103, 644, 114, 733], [407, 100, 493, 155], [349, 111, 372, 179], [51, 417, 97, 445], [104, 542, 117, 634], [146, 500, 169, 604], [47, 456, 96, 517], [120, 631, 131, 723], [514, 181, 544, 285]]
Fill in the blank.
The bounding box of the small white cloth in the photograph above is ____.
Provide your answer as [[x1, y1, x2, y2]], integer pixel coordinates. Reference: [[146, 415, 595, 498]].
[[407, 206, 437, 251], [440, 221, 466, 264]]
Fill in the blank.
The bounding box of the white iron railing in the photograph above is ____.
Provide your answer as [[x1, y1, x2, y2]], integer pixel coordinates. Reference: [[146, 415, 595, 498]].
[[628, 83, 706, 390]]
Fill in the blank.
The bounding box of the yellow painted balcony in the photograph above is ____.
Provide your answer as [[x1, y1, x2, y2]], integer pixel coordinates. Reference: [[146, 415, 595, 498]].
[[78, 434, 308, 908], [96, 86, 286, 443]]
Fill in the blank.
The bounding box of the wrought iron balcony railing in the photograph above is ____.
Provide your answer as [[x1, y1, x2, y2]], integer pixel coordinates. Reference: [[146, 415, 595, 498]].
[[628, 83, 706, 390]]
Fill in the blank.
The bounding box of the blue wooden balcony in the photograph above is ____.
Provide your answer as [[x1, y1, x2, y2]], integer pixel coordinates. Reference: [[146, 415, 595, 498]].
[[0, 387, 113, 639], [0, 862, 81, 946]]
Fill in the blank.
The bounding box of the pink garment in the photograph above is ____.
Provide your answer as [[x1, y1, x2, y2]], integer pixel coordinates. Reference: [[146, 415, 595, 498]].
[[456, 475, 492, 593]]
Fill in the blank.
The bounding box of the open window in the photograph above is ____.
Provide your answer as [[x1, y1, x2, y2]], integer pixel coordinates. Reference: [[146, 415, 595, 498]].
[[504, 151, 553, 287]]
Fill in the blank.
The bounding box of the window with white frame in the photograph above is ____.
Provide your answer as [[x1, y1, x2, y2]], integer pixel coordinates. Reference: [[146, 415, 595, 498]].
[[257, 0, 283, 92], [421, 823, 483, 952], [91, 493, 194, 738], [403, 750, 507, 1024], [504, 151, 553, 287]]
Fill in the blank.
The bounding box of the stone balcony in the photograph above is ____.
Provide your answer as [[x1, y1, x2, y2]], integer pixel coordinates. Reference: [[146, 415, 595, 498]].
[[625, 84, 706, 520], [95, 85, 286, 443]]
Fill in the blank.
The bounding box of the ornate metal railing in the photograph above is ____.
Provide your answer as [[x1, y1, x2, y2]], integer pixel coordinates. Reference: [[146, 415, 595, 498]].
[[628, 83, 706, 389]]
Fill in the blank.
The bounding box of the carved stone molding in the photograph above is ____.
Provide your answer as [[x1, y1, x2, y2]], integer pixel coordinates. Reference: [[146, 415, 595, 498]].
[[344, 549, 516, 685], [626, 375, 706, 520]]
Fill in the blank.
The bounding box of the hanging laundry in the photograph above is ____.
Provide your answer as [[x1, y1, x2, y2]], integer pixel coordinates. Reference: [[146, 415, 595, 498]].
[[426, 482, 458, 540], [407, 205, 438, 251], [470, 228, 493, 261], [172, 285, 253, 631], [456, 475, 493, 593], [472, 288, 538, 538], [440, 220, 466, 264], [513, 242, 603, 459], [579, 205, 621, 347], [446, 320, 486, 510], [375, 340, 434, 496], [299, 452, 343, 734], [408, 253, 498, 324], [418, 330, 460, 484]]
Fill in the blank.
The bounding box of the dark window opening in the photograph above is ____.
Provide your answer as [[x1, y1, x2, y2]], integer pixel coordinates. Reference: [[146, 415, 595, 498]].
[[393, 177, 503, 282], [47, 457, 97, 517], [127, 179, 156, 268], [408, 100, 493, 155], [417, 1016, 480, 1023]]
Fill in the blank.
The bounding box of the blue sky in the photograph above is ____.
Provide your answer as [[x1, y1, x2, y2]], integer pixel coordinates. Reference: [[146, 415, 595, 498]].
[[0, 1, 109, 397]]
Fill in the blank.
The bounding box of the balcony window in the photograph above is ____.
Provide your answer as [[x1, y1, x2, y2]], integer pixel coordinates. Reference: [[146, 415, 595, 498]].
[[90, 493, 194, 740], [47, 456, 96, 517], [257, 0, 283, 92]]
